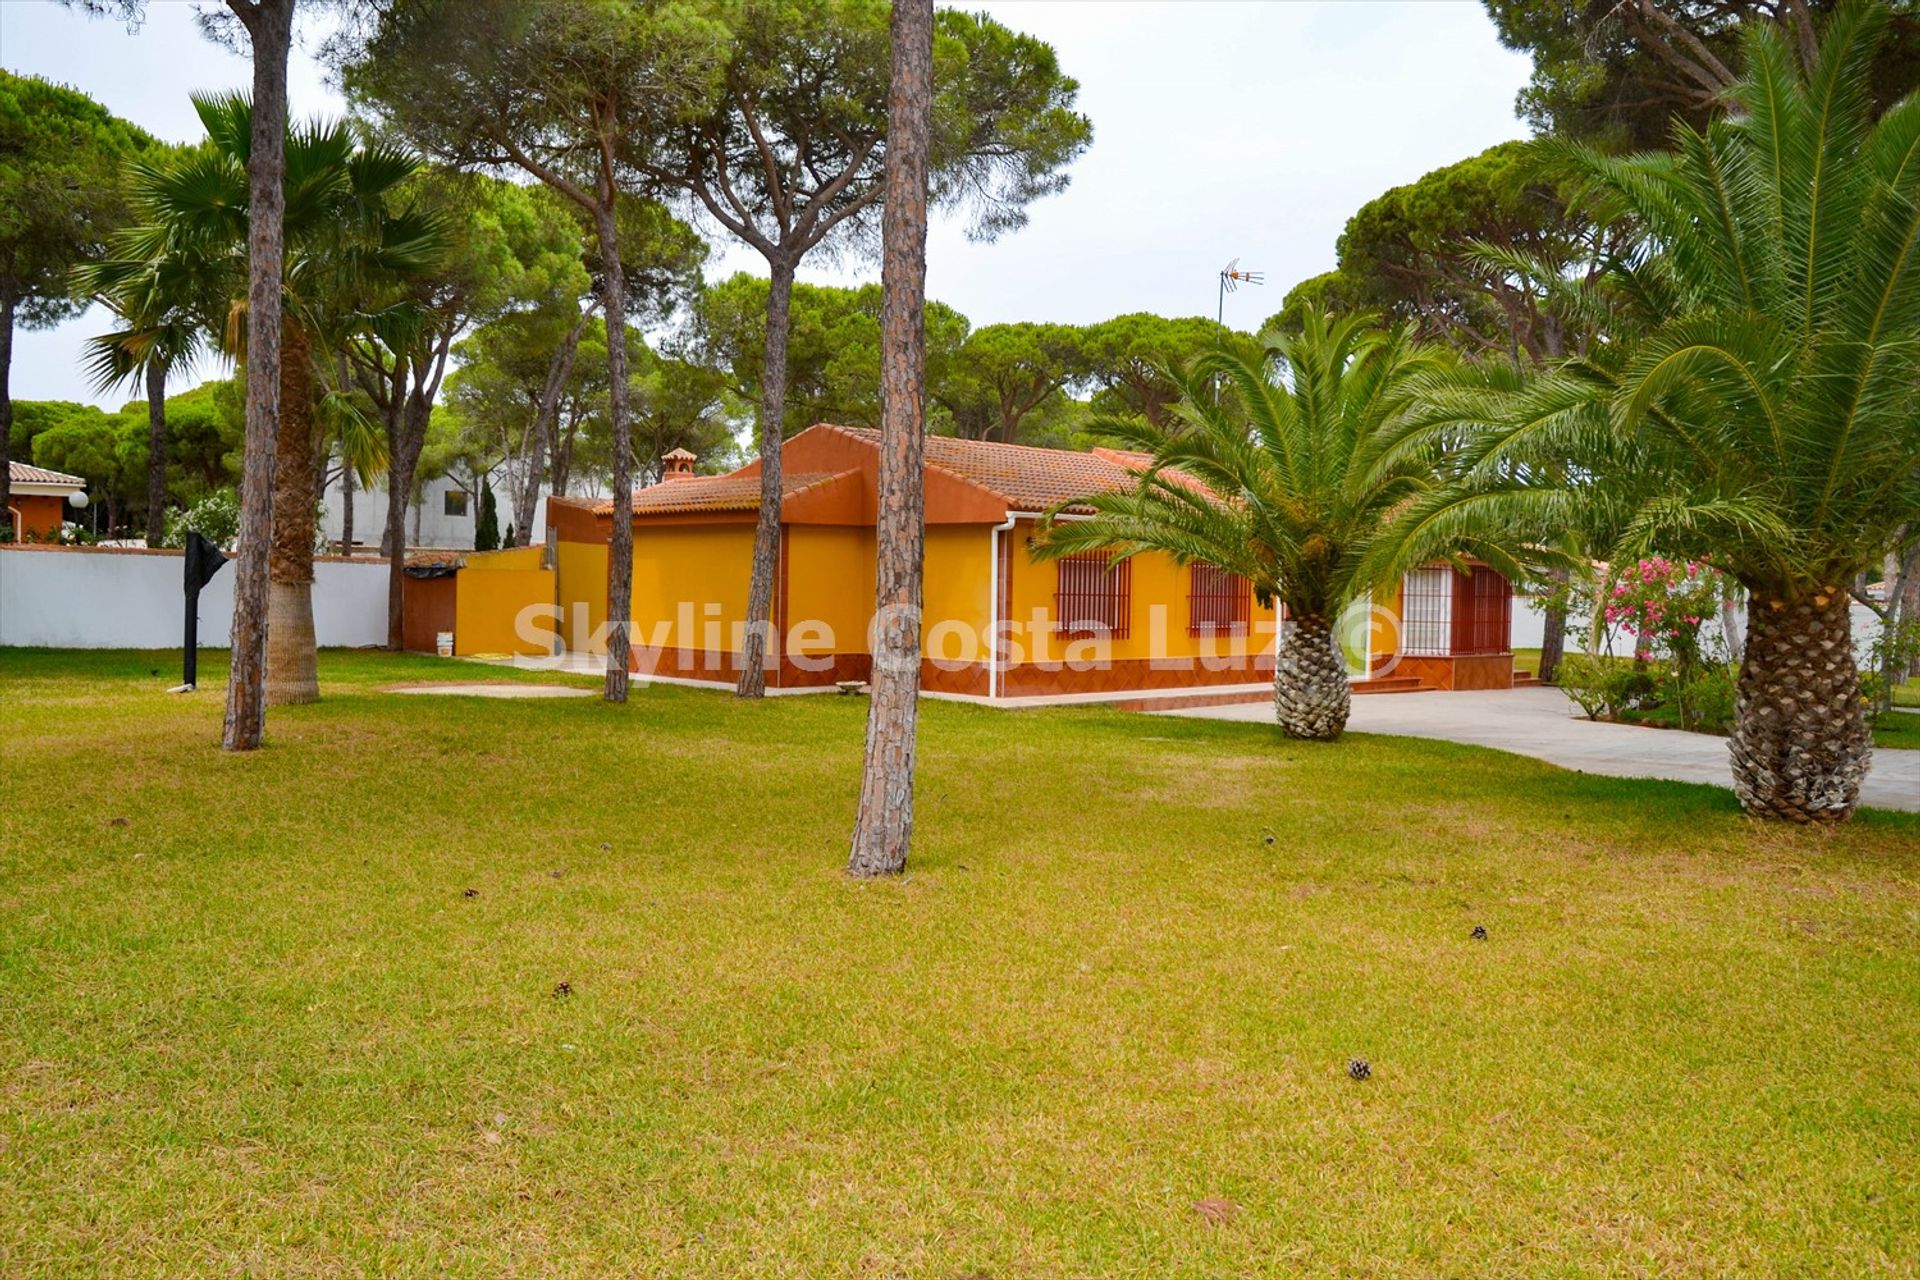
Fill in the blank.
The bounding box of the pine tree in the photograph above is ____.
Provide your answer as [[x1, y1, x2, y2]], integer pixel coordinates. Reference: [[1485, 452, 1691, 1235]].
[[475, 480, 499, 551]]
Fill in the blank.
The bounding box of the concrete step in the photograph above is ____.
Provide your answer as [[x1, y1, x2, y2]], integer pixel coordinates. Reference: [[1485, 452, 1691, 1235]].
[[1352, 675, 1430, 695], [1111, 687, 1271, 713]]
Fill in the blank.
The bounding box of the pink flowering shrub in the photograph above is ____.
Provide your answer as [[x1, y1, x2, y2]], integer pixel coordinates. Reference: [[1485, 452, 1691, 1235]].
[[1605, 558, 1726, 666], [1603, 558, 1731, 728]]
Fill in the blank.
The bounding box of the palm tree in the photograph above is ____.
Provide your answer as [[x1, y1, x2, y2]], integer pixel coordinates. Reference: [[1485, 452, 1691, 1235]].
[[1457, 2, 1920, 822], [84, 94, 443, 704], [1037, 309, 1547, 741], [79, 293, 204, 546]]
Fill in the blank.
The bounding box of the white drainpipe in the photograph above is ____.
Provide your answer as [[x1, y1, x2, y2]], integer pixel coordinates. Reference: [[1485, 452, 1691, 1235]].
[[990, 510, 1084, 700], [986, 512, 1017, 699]]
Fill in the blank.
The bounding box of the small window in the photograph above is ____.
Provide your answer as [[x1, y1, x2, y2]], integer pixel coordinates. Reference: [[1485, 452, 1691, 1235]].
[[443, 489, 469, 518], [1054, 553, 1131, 638], [1188, 563, 1251, 635]]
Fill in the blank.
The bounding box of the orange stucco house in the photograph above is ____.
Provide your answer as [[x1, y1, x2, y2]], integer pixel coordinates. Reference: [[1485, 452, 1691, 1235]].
[[544, 426, 1516, 700], [6, 462, 87, 542]]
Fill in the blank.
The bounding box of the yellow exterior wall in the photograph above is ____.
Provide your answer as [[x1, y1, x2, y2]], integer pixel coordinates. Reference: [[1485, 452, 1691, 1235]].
[[1004, 518, 1278, 666], [785, 525, 874, 658], [608, 521, 995, 662], [455, 548, 556, 657], [628, 524, 757, 653], [555, 540, 609, 656], [1370, 579, 1403, 673], [921, 524, 992, 665]]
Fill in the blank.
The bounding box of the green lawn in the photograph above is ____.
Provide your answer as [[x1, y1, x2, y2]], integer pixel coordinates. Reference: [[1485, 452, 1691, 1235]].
[[3, 649, 1918, 1278], [1876, 709, 1920, 750]]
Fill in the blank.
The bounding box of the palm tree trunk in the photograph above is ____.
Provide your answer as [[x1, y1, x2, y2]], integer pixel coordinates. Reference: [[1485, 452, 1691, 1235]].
[[381, 384, 413, 647], [1538, 566, 1569, 683], [1274, 612, 1351, 740], [1729, 590, 1870, 822], [222, 0, 292, 752], [144, 359, 168, 546], [849, 0, 934, 880], [736, 255, 796, 698], [267, 322, 319, 706]]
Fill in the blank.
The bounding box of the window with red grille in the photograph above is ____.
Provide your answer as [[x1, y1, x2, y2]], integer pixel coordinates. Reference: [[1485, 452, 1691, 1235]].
[[1399, 565, 1511, 656], [1188, 563, 1251, 635], [1054, 553, 1131, 637]]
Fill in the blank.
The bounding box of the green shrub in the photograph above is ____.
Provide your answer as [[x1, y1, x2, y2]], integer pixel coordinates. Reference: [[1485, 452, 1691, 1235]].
[[1680, 662, 1737, 733], [1556, 653, 1613, 719]]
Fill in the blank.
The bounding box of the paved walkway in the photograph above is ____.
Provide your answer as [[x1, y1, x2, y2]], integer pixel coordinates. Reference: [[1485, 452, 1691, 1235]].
[[1159, 686, 1920, 814]]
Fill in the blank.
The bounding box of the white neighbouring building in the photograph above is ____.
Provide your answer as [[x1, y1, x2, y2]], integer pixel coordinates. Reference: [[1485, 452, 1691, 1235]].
[[317, 459, 608, 552]]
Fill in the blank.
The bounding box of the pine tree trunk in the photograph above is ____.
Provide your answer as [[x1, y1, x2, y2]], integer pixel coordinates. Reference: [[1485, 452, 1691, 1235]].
[[515, 309, 587, 548], [339, 462, 355, 555], [1273, 612, 1351, 740], [849, 0, 934, 880], [144, 359, 168, 546], [592, 195, 633, 702], [222, 0, 292, 751], [0, 292, 13, 539], [737, 256, 796, 698], [267, 323, 319, 706], [1729, 590, 1870, 823]]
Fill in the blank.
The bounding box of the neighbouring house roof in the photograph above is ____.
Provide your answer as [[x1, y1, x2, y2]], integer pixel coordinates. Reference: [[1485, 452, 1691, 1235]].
[[577, 470, 857, 517], [404, 549, 465, 578], [9, 461, 87, 490]]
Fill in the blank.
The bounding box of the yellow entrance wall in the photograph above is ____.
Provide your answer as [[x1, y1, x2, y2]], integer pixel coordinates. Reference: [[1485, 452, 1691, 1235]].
[[1370, 578, 1403, 672], [454, 547, 555, 657], [778, 524, 993, 661], [599, 520, 996, 662], [1004, 518, 1278, 666], [785, 525, 874, 659], [922, 524, 992, 665], [556, 519, 1000, 664], [555, 540, 609, 656], [629, 523, 756, 653]]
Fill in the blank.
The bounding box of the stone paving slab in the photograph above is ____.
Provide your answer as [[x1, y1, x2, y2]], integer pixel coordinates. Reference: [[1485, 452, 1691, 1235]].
[[1159, 685, 1920, 814]]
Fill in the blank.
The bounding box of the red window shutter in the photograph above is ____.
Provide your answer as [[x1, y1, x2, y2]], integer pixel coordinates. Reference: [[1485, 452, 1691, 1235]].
[[1450, 566, 1511, 655]]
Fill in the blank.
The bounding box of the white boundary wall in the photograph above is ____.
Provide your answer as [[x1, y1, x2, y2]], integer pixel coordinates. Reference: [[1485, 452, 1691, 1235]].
[[0, 546, 389, 649], [1514, 592, 1883, 657]]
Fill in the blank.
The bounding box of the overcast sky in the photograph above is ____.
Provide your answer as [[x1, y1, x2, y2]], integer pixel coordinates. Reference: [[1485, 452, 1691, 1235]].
[[1, 0, 1535, 408]]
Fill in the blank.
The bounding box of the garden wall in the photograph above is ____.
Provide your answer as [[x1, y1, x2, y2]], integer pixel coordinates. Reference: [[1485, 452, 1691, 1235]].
[[0, 545, 389, 649], [1514, 592, 1884, 658]]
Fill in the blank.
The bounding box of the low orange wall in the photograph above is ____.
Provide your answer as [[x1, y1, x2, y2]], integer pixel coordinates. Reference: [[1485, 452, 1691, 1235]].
[[454, 547, 556, 656]]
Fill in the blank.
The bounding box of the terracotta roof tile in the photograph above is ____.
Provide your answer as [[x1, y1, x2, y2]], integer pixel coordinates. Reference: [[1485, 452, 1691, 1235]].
[[9, 461, 86, 487], [587, 470, 853, 516], [833, 426, 1143, 513]]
